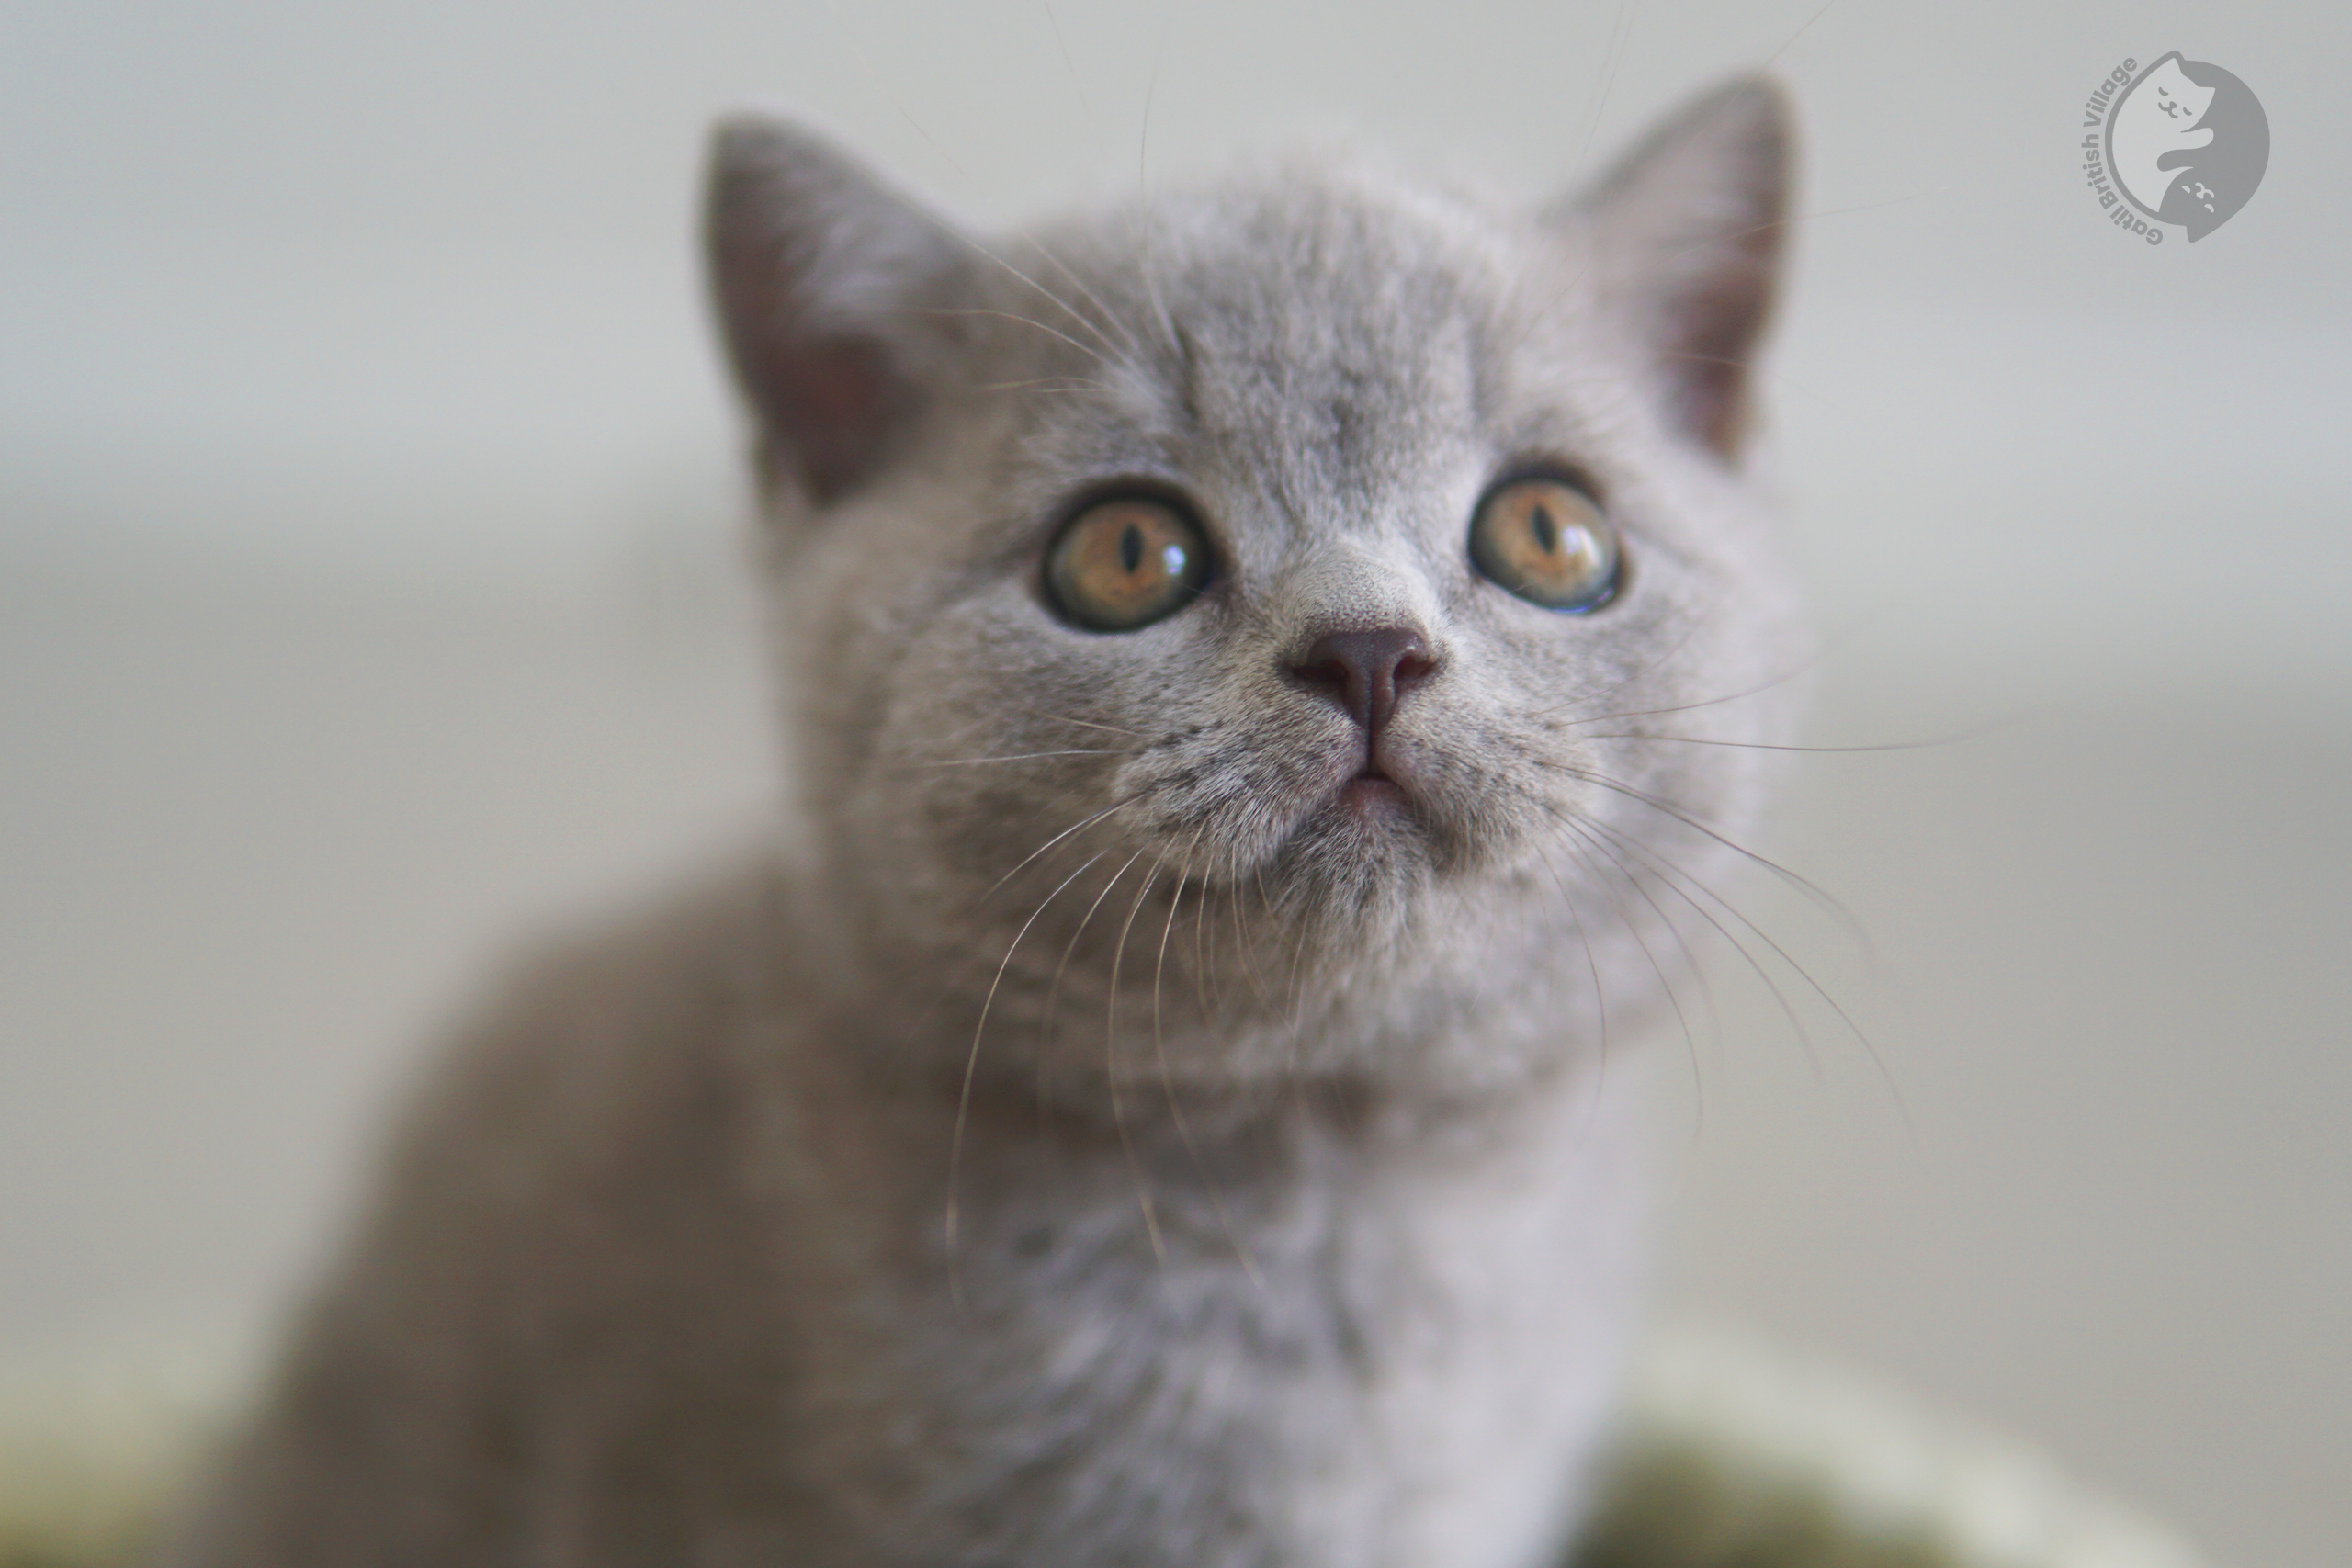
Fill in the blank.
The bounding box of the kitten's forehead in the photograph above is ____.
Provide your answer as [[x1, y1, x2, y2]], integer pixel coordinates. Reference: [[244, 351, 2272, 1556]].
[[1001, 164, 1567, 557], [1148, 170, 1499, 363]]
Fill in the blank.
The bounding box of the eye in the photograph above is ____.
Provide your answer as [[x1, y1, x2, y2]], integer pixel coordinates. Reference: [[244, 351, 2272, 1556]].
[[1467, 476, 1621, 613], [1045, 496, 1214, 631]]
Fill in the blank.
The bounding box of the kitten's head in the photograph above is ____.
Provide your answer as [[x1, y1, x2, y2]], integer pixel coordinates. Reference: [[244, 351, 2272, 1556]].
[[707, 79, 1803, 1095]]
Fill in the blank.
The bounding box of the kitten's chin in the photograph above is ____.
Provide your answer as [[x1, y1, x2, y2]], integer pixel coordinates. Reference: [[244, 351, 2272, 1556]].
[[1334, 773, 1416, 823], [1269, 747, 1495, 885], [1255, 785, 1439, 948]]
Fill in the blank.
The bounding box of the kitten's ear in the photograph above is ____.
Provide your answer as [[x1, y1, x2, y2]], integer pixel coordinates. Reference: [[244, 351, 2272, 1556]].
[[705, 113, 969, 504], [1562, 74, 1793, 459]]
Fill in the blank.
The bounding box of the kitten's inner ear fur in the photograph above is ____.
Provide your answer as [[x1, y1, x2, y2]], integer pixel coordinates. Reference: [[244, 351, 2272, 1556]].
[[706, 115, 969, 505], [1564, 74, 1793, 459]]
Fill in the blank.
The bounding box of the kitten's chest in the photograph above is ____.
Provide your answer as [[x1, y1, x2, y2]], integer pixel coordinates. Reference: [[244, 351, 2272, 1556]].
[[798, 1075, 1649, 1568], [1040, 1171, 1637, 1568]]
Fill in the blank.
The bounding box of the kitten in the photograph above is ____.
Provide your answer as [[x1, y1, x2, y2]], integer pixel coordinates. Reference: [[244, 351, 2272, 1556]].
[[154, 73, 1801, 1568]]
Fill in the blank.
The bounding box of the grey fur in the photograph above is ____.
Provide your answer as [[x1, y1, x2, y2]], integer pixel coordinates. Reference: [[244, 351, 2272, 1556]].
[[154, 75, 1803, 1568]]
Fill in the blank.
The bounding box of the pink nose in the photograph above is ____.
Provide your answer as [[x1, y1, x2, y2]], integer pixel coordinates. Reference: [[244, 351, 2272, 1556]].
[[1286, 627, 1438, 737]]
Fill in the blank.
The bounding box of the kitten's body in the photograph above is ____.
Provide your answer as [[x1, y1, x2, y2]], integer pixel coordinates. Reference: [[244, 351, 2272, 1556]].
[[159, 79, 1801, 1568]]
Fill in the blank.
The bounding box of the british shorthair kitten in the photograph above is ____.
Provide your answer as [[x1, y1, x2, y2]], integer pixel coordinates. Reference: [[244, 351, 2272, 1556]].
[[156, 73, 1802, 1568]]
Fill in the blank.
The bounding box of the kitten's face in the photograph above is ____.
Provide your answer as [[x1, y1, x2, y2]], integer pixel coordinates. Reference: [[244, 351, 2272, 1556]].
[[710, 82, 1801, 1089]]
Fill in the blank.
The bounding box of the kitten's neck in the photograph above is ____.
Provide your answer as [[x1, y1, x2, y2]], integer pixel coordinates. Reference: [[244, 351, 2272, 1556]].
[[764, 844, 1610, 1114], [744, 921, 1654, 1568]]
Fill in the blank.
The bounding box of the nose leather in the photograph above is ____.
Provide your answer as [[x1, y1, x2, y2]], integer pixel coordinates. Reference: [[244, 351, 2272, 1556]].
[[1286, 626, 1438, 738]]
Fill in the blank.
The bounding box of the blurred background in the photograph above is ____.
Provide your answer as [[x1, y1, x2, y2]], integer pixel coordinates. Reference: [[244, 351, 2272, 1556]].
[[3, 0, 2345, 1562]]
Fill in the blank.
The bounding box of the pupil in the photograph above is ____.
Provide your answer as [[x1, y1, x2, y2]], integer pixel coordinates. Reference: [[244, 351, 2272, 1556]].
[[1119, 523, 1144, 574], [1530, 502, 1558, 555]]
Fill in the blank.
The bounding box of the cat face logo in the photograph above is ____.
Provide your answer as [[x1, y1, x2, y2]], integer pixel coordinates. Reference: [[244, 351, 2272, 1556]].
[[2101, 52, 2269, 241]]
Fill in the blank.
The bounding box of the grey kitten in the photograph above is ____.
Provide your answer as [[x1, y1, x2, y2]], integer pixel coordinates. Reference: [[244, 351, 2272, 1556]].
[[156, 74, 1801, 1568]]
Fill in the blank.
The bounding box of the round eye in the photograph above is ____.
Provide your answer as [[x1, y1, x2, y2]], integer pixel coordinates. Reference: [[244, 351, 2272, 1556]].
[[1045, 496, 1213, 631], [1468, 477, 1620, 613]]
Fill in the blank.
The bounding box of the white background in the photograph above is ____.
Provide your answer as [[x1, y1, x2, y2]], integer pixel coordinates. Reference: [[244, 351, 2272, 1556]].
[[4, 2, 2346, 1563]]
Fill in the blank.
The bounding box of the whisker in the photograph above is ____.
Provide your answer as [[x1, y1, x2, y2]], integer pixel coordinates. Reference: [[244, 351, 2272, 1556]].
[[1190, 845, 1218, 1016], [1037, 0, 1090, 115], [945, 847, 1109, 1302], [1024, 235, 1151, 362], [1554, 803, 1823, 1086], [1152, 851, 1266, 1290], [990, 384, 1125, 401], [1573, 808, 1910, 1134], [1577, 713, 2018, 755], [980, 795, 1134, 904], [972, 254, 1132, 369], [1762, 0, 1840, 69], [1534, 652, 1821, 724], [978, 376, 1120, 395], [1551, 818, 1705, 1126], [1591, 613, 1709, 706], [1577, 733, 1947, 755], [1238, 861, 1277, 1010], [1107, 862, 1170, 1266], [1560, 810, 1720, 1057], [1534, 759, 1868, 946], [1556, 807, 1740, 1156], [922, 749, 1130, 768], [1528, 837, 1612, 1105], [934, 219, 1148, 374], [1005, 705, 1149, 740], [1571, 0, 1637, 176], [1041, 847, 1147, 1073], [1280, 876, 1316, 1067], [916, 306, 1117, 369], [818, 2, 965, 179], [1132, 7, 1182, 354]]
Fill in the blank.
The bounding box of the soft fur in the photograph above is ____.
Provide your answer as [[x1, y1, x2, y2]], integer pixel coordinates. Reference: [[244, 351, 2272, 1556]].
[[155, 76, 1804, 1568]]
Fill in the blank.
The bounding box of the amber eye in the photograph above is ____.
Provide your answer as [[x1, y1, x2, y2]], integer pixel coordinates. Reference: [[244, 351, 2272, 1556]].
[[1045, 496, 1213, 631], [1467, 476, 1620, 613]]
